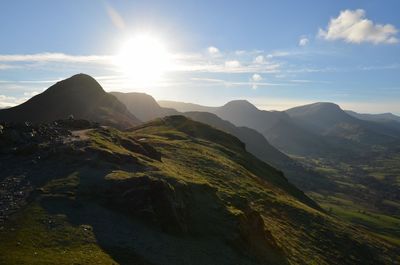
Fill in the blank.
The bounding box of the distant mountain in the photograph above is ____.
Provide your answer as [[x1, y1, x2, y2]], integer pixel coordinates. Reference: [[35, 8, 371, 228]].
[[346, 110, 400, 123], [286, 102, 356, 133], [111, 92, 178, 122], [346, 110, 400, 132], [0, 74, 141, 128], [214, 100, 290, 133], [158, 100, 217, 113], [169, 99, 336, 157], [286, 102, 400, 146], [159, 99, 400, 158], [214, 101, 336, 155]]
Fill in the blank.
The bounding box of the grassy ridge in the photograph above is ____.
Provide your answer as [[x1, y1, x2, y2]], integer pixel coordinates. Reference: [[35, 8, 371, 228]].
[[0, 116, 399, 264]]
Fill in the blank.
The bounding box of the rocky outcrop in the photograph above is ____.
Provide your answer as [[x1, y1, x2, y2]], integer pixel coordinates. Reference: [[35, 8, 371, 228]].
[[103, 175, 288, 264], [104, 176, 188, 233]]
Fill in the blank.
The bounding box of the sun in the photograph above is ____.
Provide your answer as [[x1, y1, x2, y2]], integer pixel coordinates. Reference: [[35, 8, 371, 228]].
[[114, 34, 172, 87]]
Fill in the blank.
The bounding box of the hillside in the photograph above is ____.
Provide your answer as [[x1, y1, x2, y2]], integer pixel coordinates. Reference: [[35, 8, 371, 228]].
[[104, 92, 324, 190], [183, 111, 328, 190], [111, 92, 178, 122], [0, 116, 398, 265], [0, 74, 141, 129]]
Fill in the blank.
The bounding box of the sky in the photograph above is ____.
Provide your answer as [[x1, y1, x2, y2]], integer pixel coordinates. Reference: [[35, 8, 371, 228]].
[[0, 0, 399, 114]]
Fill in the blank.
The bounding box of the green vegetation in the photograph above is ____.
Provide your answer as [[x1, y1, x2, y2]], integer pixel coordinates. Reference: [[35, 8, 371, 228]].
[[298, 154, 400, 246], [0, 203, 118, 265], [0, 116, 399, 264]]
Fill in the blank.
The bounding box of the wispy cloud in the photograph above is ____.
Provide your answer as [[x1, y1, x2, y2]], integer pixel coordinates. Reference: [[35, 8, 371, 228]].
[[105, 3, 126, 30], [224, 60, 241, 68], [191, 77, 292, 88], [358, 63, 400, 71], [0, 94, 28, 108], [0, 79, 62, 84], [0, 53, 112, 63], [0, 64, 19, 70], [318, 9, 399, 44]]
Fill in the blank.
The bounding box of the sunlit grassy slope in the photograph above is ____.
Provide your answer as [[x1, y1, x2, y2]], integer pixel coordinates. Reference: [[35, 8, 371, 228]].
[[299, 154, 400, 246], [0, 116, 398, 265]]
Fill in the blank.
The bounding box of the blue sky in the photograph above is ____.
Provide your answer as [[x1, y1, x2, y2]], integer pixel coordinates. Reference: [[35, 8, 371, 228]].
[[0, 0, 399, 114]]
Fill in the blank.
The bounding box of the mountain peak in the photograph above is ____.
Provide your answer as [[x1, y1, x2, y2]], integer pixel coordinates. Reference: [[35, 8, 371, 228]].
[[0, 74, 140, 128], [223, 100, 259, 111], [48, 73, 104, 95], [312, 102, 341, 110], [286, 102, 345, 117]]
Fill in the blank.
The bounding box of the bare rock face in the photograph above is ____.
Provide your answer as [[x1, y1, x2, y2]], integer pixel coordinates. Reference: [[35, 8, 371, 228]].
[[104, 176, 188, 234], [236, 206, 288, 265]]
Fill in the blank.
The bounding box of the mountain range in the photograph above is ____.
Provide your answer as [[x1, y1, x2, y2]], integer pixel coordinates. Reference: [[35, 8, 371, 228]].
[[160, 99, 400, 159]]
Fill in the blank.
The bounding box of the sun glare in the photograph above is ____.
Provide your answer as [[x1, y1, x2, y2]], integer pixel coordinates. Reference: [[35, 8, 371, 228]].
[[114, 34, 172, 87]]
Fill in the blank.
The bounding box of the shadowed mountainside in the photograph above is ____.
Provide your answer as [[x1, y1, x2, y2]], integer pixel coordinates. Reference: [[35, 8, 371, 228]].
[[0, 74, 141, 129], [111, 92, 178, 122]]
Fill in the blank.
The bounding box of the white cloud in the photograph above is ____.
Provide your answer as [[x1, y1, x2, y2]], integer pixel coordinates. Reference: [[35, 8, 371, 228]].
[[225, 60, 241, 68], [266, 51, 291, 58], [253, 55, 265, 64], [207, 46, 220, 55], [299, 37, 309, 46], [190, 77, 288, 89], [0, 53, 111, 63], [250, 73, 263, 89], [23, 91, 40, 97], [0, 95, 27, 108], [250, 73, 263, 82], [235, 50, 246, 55], [318, 9, 399, 44]]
